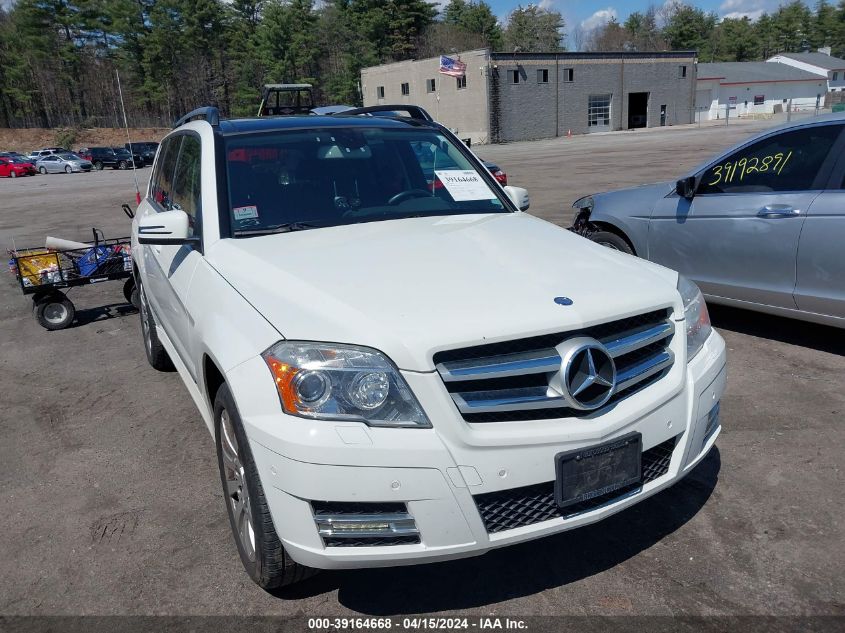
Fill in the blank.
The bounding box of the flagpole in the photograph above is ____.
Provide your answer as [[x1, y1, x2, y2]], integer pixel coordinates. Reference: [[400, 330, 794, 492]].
[[116, 69, 142, 205]]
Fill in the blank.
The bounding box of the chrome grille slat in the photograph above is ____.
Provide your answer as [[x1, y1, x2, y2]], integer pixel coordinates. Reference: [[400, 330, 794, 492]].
[[615, 350, 674, 392], [602, 320, 674, 358], [435, 310, 675, 422], [436, 349, 560, 382]]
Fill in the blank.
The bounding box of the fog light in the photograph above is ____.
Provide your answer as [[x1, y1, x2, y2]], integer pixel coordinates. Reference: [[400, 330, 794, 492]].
[[703, 402, 720, 442], [331, 521, 391, 532]]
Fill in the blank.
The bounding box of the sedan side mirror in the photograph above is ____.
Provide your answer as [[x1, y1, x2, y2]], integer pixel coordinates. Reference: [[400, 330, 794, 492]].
[[676, 176, 696, 199], [138, 210, 198, 246], [504, 185, 530, 211]]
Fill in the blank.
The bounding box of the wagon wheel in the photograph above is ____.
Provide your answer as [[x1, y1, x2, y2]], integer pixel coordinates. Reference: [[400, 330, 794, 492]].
[[33, 292, 75, 330]]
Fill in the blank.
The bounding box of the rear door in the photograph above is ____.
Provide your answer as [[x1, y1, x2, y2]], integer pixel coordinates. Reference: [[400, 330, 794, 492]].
[[794, 154, 845, 320], [649, 123, 843, 308]]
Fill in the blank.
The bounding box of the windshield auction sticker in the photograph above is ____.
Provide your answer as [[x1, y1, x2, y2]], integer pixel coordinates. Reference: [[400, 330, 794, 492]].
[[435, 170, 496, 201], [233, 205, 259, 220]]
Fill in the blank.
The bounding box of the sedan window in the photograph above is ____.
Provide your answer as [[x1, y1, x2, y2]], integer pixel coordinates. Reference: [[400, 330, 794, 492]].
[[697, 124, 842, 195]]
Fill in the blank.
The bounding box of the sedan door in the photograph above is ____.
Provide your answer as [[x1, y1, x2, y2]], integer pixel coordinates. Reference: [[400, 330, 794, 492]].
[[794, 182, 845, 320], [649, 123, 844, 309], [41, 156, 60, 173]]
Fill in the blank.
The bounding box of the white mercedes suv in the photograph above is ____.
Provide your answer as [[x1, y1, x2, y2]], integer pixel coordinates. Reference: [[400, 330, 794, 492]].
[[131, 105, 726, 590]]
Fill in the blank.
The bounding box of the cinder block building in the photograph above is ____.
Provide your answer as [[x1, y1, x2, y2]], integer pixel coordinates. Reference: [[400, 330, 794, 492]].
[[360, 49, 698, 144]]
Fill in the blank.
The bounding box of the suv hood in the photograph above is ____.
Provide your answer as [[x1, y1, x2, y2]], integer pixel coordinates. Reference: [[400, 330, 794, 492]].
[[207, 213, 681, 371]]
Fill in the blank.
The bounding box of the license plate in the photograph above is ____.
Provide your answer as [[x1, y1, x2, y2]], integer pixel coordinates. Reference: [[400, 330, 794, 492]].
[[554, 433, 642, 509]]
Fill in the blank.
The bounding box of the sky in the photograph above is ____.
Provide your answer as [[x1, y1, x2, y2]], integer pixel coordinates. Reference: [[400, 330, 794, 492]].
[[484, 0, 806, 47]]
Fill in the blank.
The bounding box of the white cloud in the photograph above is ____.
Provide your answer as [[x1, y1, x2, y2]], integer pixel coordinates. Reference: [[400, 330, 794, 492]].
[[538, 0, 555, 10], [722, 10, 765, 20], [580, 7, 617, 32]]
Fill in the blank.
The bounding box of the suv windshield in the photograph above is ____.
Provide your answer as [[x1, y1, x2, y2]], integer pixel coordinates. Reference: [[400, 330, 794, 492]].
[[225, 127, 509, 236]]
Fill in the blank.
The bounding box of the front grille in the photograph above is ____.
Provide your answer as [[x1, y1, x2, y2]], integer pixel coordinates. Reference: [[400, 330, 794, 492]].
[[474, 435, 677, 534], [435, 309, 675, 423]]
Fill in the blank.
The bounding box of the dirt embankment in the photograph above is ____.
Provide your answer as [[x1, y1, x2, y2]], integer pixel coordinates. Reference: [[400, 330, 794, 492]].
[[0, 127, 169, 153]]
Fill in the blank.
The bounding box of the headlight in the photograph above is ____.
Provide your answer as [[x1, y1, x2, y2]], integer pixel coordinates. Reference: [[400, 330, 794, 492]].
[[677, 275, 712, 361], [262, 341, 431, 428], [572, 195, 594, 211]]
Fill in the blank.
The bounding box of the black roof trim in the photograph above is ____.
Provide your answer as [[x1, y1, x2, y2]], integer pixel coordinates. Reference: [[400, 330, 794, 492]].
[[490, 50, 697, 61], [173, 106, 220, 129], [341, 104, 434, 122]]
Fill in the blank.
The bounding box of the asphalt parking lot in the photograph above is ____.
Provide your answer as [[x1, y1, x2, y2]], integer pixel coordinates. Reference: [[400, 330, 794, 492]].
[[0, 121, 843, 619]]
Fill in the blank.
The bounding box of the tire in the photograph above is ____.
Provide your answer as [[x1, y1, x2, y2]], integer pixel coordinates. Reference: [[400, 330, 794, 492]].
[[588, 230, 634, 255], [94, 161, 103, 170], [39, 166, 47, 174], [34, 294, 75, 330], [10, 171, 16, 178], [117, 160, 127, 170], [214, 382, 317, 590], [138, 280, 173, 371], [64, 165, 72, 174], [123, 277, 140, 309]]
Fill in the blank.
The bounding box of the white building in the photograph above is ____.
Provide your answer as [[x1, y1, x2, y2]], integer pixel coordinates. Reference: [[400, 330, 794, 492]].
[[767, 50, 845, 92], [695, 62, 827, 120]]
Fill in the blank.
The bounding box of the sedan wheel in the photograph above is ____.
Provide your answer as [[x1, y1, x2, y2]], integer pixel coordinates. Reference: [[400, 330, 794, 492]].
[[588, 230, 634, 255], [64, 165, 72, 174], [118, 160, 127, 170], [9, 171, 16, 178], [39, 167, 47, 174]]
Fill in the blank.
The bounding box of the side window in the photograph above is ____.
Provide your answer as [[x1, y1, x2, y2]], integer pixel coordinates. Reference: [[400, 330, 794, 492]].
[[170, 136, 202, 237], [697, 125, 842, 195], [150, 137, 181, 209]]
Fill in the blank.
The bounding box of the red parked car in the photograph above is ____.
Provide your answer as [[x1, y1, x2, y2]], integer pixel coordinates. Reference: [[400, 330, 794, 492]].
[[0, 156, 36, 178]]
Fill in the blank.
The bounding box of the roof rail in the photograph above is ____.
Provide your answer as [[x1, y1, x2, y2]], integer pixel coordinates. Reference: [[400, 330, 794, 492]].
[[342, 105, 434, 122], [173, 106, 220, 129]]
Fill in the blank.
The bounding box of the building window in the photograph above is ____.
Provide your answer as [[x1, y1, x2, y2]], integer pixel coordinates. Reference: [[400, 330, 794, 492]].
[[426, 78, 436, 93], [508, 69, 520, 84], [456, 75, 467, 90], [833, 72, 839, 81], [401, 82, 410, 96], [537, 68, 549, 84], [588, 94, 611, 128], [563, 68, 574, 82], [377, 86, 385, 99], [754, 94, 765, 105], [679, 65, 687, 78]]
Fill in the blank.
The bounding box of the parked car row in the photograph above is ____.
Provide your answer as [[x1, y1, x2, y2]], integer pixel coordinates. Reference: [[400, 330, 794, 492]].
[[0, 142, 159, 177]]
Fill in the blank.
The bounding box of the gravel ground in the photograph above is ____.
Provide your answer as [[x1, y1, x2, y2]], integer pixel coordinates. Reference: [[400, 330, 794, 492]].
[[0, 119, 842, 621]]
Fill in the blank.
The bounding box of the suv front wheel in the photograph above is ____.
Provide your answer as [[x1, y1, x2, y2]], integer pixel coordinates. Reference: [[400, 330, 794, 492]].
[[214, 382, 316, 590]]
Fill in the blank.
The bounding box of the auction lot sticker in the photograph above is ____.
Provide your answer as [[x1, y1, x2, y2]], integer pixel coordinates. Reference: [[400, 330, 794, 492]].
[[435, 170, 496, 201]]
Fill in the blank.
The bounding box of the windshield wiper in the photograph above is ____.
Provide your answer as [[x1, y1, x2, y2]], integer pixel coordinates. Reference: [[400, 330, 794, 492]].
[[233, 222, 323, 236]]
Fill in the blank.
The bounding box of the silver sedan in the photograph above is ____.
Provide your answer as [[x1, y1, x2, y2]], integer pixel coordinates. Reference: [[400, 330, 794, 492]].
[[570, 113, 845, 328], [35, 153, 93, 174]]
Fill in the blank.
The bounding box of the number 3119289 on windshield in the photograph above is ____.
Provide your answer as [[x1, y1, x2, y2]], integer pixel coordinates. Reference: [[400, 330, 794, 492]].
[[707, 150, 793, 187]]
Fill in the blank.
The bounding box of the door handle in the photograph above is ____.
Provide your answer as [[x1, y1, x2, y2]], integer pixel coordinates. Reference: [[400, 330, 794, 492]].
[[757, 205, 801, 218]]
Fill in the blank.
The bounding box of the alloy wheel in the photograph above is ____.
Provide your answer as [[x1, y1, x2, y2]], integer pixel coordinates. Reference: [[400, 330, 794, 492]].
[[139, 287, 153, 357], [220, 409, 256, 562]]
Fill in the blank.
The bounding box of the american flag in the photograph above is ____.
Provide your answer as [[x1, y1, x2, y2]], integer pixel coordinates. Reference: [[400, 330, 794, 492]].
[[439, 55, 467, 78]]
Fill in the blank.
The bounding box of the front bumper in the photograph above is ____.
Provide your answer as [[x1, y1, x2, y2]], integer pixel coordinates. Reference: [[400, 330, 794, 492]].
[[230, 330, 727, 570]]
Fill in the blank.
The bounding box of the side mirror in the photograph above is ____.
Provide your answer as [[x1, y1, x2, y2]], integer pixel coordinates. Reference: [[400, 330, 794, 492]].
[[504, 185, 530, 211], [676, 176, 696, 199], [137, 210, 198, 246]]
